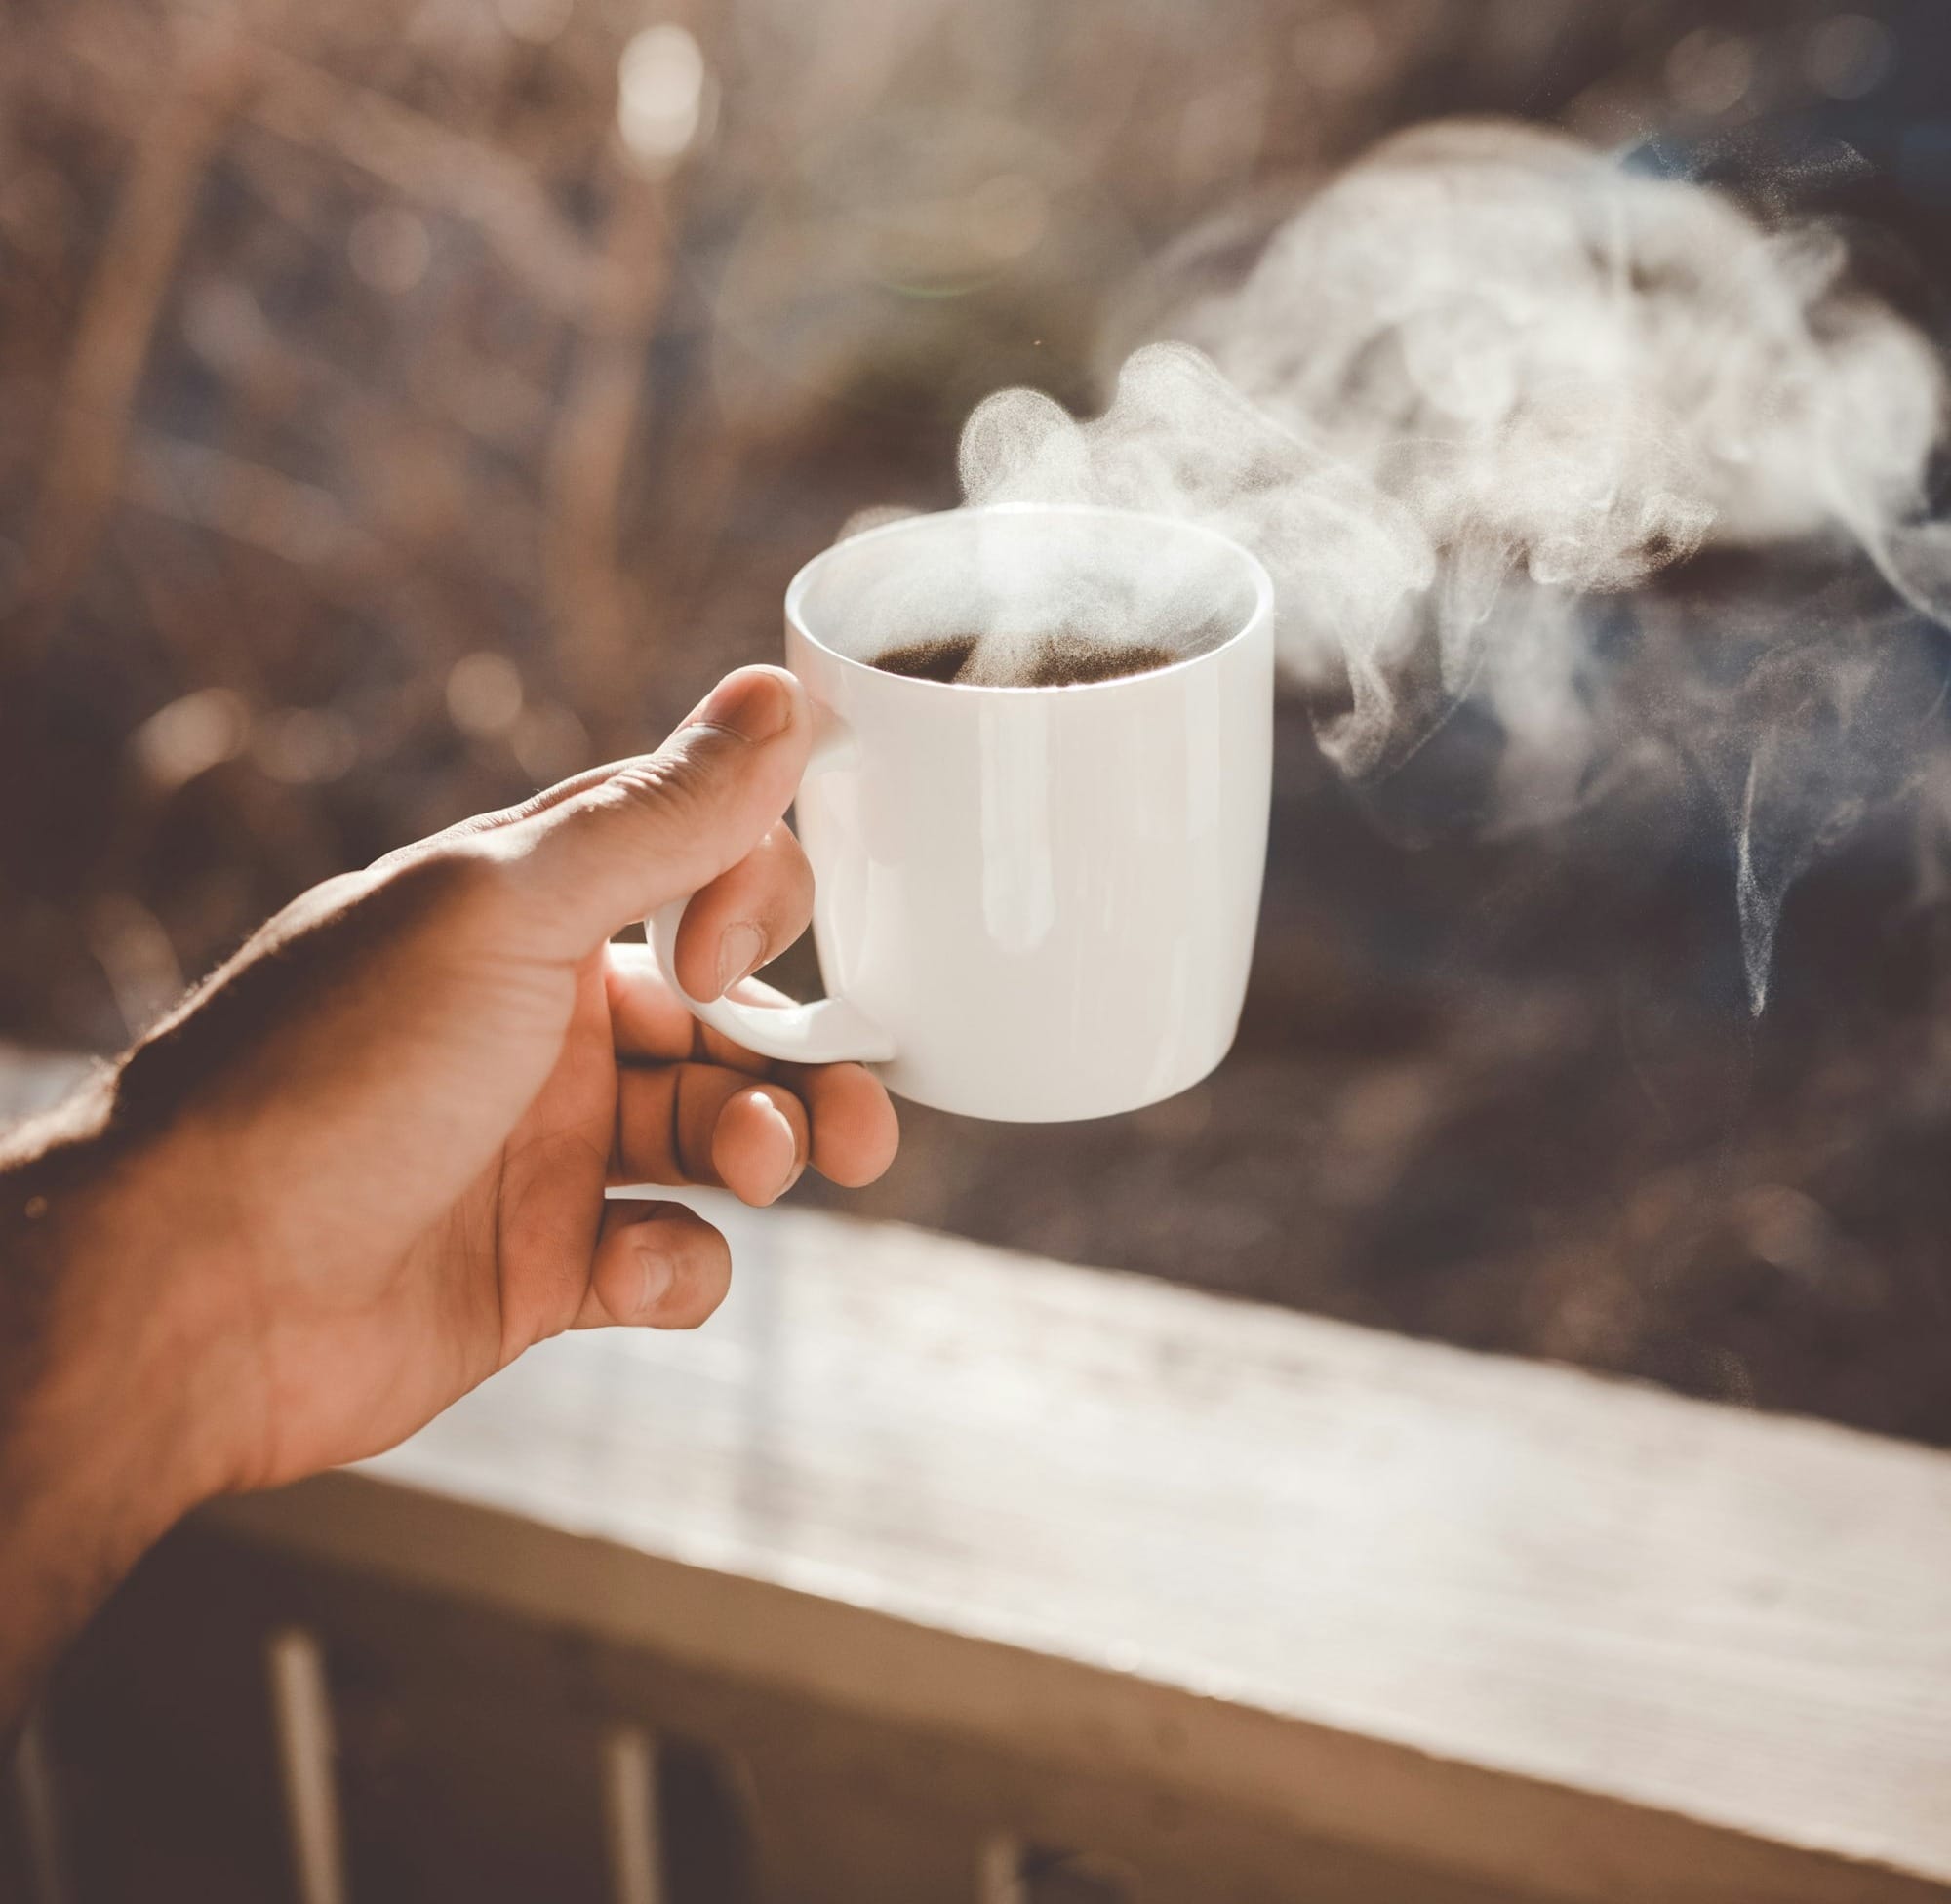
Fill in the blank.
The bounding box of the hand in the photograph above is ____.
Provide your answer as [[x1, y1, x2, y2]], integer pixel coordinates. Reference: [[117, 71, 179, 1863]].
[[0, 666, 896, 1717]]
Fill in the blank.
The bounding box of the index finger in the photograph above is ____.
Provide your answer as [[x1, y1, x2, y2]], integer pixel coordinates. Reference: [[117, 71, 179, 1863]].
[[605, 939, 789, 1072]]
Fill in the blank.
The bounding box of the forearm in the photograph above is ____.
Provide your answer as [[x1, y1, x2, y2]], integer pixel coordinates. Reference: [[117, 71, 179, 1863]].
[[0, 1084, 214, 1735]]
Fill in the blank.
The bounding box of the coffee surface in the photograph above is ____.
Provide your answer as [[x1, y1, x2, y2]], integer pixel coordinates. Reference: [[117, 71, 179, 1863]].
[[869, 631, 1179, 687]]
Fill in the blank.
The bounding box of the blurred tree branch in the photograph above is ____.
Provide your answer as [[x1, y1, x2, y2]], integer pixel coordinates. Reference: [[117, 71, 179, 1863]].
[[544, 168, 671, 713], [17, 15, 251, 667], [243, 44, 599, 317]]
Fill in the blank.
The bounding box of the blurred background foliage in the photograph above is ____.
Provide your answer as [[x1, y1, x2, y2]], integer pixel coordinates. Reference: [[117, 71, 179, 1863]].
[[7, 0, 1951, 1439]]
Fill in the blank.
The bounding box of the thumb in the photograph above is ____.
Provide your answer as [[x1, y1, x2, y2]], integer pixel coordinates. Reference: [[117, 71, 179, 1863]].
[[493, 666, 811, 961]]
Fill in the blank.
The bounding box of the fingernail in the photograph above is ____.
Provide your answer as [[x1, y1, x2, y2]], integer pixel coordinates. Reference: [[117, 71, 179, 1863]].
[[753, 1092, 800, 1202], [692, 670, 792, 742], [634, 1250, 675, 1317], [716, 923, 766, 997]]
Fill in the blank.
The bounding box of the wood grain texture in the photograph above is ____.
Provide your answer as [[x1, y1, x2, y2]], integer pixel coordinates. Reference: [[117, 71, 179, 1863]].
[[207, 1192, 1951, 1903]]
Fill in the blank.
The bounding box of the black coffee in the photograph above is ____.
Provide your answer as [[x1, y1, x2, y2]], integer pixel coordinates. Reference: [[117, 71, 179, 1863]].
[[870, 631, 1178, 688]]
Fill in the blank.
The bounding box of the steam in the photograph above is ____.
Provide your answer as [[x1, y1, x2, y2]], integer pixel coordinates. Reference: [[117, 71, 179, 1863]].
[[953, 119, 1951, 1010]]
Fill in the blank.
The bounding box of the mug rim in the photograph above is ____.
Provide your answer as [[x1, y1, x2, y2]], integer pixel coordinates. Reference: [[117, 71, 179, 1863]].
[[783, 502, 1277, 694]]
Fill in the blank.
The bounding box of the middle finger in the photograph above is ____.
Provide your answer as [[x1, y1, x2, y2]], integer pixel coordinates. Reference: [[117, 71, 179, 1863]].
[[613, 1061, 810, 1205]]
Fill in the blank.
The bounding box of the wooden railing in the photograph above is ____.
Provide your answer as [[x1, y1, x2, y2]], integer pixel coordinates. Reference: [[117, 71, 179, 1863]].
[[6, 1044, 1951, 1902]]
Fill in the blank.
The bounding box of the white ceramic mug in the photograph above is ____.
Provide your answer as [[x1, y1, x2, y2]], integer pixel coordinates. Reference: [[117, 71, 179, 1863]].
[[650, 504, 1275, 1122]]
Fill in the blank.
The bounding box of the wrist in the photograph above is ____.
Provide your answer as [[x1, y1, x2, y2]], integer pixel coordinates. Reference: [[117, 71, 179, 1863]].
[[0, 1085, 233, 1724], [1, 1083, 228, 1557]]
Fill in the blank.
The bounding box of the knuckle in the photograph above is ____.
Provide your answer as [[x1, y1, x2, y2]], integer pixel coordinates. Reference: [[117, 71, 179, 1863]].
[[374, 843, 507, 927], [604, 745, 722, 824], [361, 843, 507, 948]]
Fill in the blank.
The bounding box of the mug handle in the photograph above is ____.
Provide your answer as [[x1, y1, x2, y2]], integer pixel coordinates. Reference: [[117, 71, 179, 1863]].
[[645, 707, 898, 1067]]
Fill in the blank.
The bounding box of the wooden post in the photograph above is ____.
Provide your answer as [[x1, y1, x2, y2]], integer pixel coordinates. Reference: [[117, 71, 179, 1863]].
[[976, 1834, 1027, 1904], [265, 1627, 346, 1904], [600, 1724, 664, 1904], [8, 1717, 72, 1904]]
